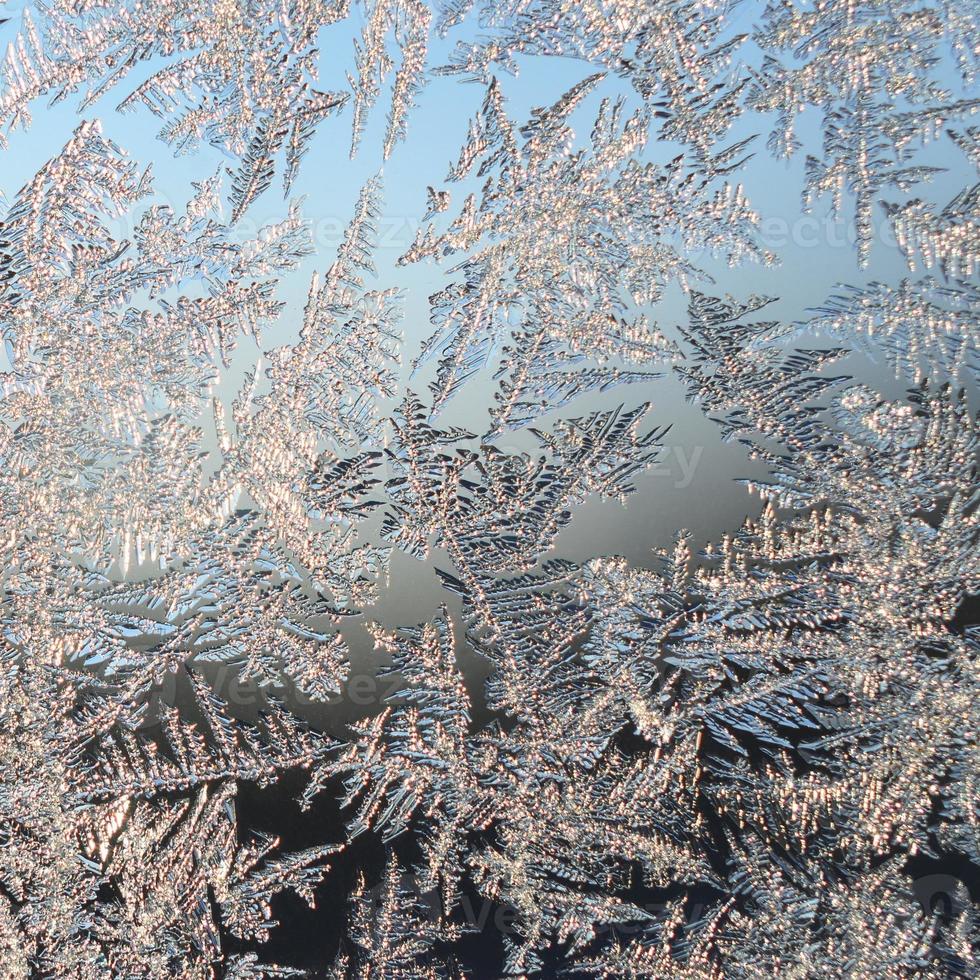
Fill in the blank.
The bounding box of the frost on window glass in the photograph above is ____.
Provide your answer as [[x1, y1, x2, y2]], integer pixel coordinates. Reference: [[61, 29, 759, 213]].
[[0, 0, 977, 976]]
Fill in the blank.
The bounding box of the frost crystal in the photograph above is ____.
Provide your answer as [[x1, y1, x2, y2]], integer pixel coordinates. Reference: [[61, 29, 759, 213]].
[[0, 0, 978, 977]]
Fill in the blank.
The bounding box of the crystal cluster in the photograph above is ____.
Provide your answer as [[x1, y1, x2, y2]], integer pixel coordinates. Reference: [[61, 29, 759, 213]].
[[0, 0, 977, 976]]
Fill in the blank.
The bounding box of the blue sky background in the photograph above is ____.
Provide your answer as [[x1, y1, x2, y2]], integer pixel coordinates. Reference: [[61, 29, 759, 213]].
[[0, 2, 974, 719], [0, 1, 972, 548]]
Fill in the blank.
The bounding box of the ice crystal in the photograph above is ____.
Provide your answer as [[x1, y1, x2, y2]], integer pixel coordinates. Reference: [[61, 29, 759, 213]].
[[0, 0, 430, 215], [399, 74, 762, 424], [0, 0, 978, 977]]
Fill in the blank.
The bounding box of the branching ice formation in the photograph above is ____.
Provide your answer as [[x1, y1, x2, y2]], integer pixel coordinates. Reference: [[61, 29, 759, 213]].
[[0, 0, 977, 977]]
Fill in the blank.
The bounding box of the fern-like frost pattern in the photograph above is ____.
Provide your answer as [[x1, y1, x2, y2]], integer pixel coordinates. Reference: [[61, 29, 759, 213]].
[[0, 0, 977, 977]]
